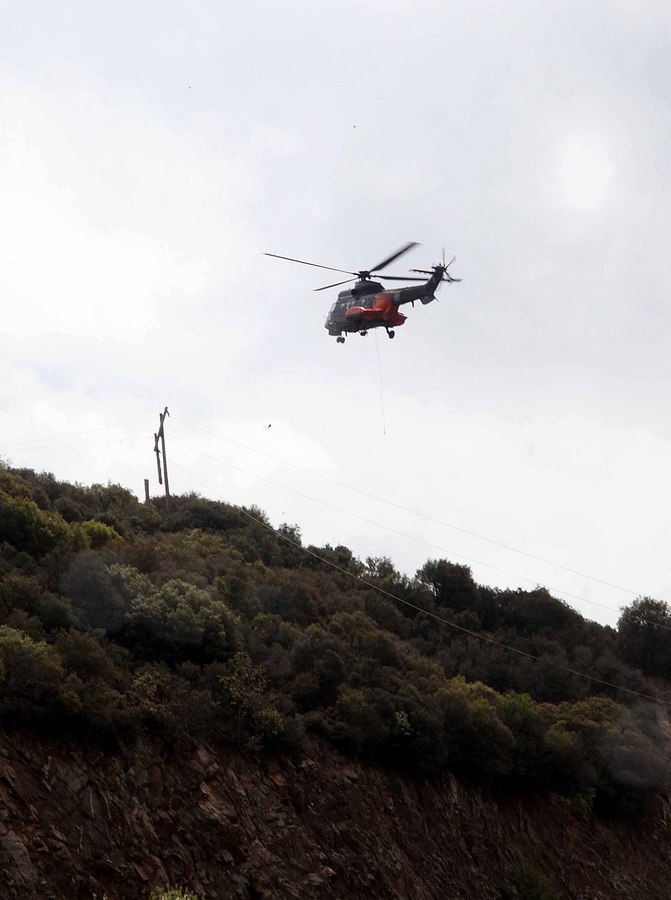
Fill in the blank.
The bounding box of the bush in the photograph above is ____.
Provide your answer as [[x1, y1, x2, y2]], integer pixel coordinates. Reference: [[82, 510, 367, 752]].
[[0, 626, 81, 720], [130, 664, 216, 736], [0, 574, 45, 617], [0, 463, 668, 808], [149, 887, 204, 900], [0, 491, 71, 556], [215, 651, 284, 746], [123, 579, 240, 664], [80, 519, 123, 549], [418, 559, 485, 617], [60, 552, 127, 634], [617, 597, 671, 677]]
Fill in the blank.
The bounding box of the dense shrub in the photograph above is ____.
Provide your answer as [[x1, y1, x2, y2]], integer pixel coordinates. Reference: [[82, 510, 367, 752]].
[[0, 491, 71, 556], [123, 579, 241, 664], [61, 552, 127, 633], [0, 463, 666, 807], [0, 626, 80, 719], [617, 597, 671, 678], [80, 519, 123, 549], [130, 663, 216, 735], [150, 887, 204, 900], [215, 651, 284, 747]]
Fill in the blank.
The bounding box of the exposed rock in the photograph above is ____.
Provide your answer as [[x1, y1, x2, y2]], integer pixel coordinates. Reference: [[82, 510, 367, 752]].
[[0, 727, 668, 898]]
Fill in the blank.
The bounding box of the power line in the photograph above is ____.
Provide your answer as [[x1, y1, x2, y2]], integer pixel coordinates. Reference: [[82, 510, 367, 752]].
[[168, 458, 666, 707], [0, 412, 652, 628], [0, 419, 149, 451], [170, 416, 641, 597], [169, 437, 535, 581], [3, 412, 660, 702], [168, 436, 646, 627], [2, 435, 150, 453]]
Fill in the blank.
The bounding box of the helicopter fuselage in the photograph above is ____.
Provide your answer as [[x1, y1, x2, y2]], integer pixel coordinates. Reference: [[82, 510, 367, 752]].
[[325, 268, 445, 339]]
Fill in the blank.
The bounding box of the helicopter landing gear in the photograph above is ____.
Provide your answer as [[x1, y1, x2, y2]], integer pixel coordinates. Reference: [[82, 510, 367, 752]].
[[359, 330, 368, 337], [386, 329, 395, 339], [336, 336, 345, 344]]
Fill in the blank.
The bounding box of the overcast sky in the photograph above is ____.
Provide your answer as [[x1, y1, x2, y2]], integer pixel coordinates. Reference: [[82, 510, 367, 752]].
[[2, 0, 671, 628]]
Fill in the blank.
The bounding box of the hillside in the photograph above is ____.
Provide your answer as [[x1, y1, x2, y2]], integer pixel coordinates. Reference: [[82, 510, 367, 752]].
[[2, 728, 671, 899], [0, 463, 670, 897]]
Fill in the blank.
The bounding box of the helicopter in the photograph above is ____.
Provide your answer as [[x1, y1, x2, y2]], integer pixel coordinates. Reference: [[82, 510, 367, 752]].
[[265, 241, 461, 343]]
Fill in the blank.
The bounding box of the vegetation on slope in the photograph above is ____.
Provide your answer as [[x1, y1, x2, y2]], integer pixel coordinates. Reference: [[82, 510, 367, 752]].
[[0, 463, 669, 812]]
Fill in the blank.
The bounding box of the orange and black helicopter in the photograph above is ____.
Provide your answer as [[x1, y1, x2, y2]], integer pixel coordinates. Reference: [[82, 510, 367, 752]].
[[265, 241, 461, 343]]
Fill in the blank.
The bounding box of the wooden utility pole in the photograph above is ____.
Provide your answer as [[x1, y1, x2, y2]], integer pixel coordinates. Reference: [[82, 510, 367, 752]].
[[153, 407, 170, 510]]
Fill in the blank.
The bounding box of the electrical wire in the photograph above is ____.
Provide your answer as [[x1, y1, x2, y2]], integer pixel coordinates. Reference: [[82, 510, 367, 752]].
[[168, 436, 657, 628], [3, 412, 663, 703], [1, 412, 660, 633], [0, 419, 149, 452], [3, 435, 151, 453], [167, 457, 666, 707], [170, 416, 641, 597], [5, 412, 651, 631]]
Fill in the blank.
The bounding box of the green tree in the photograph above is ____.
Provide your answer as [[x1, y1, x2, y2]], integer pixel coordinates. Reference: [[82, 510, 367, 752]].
[[418, 559, 488, 621], [80, 519, 123, 549], [501, 587, 581, 637], [124, 579, 240, 664], [0, 626, 81, 719], [0, 491, 71, 556], [130, 663, 215, 735], [108, 563, 154, 602], [216, 651, 284, 746], [617, 597, 671, 677], [61, 552, 127, 634]]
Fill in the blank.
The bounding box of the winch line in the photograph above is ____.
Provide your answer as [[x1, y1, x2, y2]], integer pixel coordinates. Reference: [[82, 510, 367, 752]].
[[374, 331, 386, 435]]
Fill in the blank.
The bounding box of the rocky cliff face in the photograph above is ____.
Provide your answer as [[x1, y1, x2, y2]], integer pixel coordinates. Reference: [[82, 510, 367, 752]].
[[0, 727, 668, 899]]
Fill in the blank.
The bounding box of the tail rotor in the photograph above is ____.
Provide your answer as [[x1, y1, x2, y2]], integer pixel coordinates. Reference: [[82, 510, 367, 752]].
[[442, 248, 460, 282], [409, 251, 461, 284]]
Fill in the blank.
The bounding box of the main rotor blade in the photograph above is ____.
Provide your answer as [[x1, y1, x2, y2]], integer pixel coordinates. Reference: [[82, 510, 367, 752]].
[[369, 241, 419, 273], [264, 253, 355, 276], [380, 275, 428, 282], [314, 278, 357, 292]]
